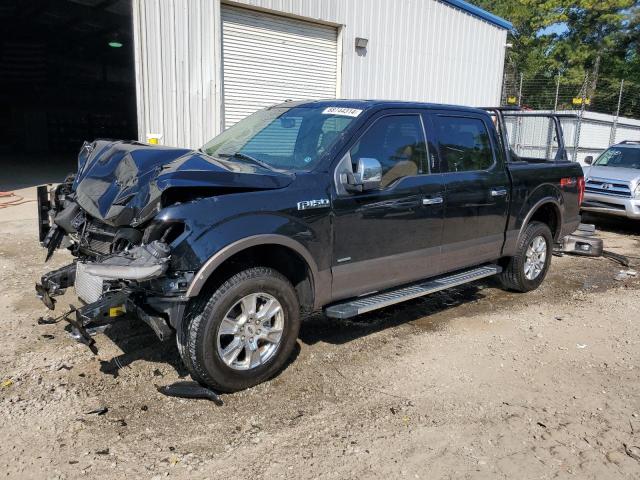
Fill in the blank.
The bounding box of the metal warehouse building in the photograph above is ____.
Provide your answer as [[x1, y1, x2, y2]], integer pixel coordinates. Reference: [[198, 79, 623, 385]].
[[132, 0, 512, 148], [0, 0, 510, 185]]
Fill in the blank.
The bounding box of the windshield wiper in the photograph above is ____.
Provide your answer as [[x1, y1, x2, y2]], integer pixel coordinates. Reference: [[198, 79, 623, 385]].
[[218, 152, 275, 171]]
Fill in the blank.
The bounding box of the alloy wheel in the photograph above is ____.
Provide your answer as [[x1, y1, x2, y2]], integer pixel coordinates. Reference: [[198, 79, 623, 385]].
[[524, 235, 547, 280], [216, 292, 284, 371]]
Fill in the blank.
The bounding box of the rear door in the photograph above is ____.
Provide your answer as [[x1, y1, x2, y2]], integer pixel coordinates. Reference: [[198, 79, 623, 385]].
[[331, 110, 445, 300], [428, 111, 509, 273]]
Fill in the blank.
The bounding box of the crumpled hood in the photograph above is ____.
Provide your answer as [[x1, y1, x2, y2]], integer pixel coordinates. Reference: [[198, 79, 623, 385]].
[[72, 140, 293, 227]]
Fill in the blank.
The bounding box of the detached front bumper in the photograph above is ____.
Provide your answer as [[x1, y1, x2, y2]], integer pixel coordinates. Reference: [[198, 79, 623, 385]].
[[36, 266, 189, 351], [581, 192, 640, 219], [36, 244, 192, 350]]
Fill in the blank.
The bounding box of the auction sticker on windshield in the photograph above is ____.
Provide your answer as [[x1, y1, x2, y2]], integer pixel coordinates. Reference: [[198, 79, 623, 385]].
[[322, 107, 363, 117]]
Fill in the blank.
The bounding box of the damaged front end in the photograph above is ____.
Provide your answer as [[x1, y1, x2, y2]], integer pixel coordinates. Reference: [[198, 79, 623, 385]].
[[36, 139, 291, 351], [36, 208, 192, 350]]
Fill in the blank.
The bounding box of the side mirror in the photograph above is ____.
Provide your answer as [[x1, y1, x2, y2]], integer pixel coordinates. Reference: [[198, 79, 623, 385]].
[[584, 156, 593, 165], [354, 157, 382, 189], [343, 157, 382, 192]]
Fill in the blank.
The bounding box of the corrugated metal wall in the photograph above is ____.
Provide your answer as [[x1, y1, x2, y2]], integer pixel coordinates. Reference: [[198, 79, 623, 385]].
[[234, 0, 507, 105], [133, 0, 222, 147], [133, 0, 508, 148]]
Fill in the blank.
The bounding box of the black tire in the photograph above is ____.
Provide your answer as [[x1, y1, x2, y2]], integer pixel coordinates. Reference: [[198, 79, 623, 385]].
[[176, 297, 207, 384], [183, 267, 300, 392], [499, 221, 553, 293]]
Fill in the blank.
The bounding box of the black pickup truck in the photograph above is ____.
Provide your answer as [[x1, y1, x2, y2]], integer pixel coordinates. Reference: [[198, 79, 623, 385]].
[[36, 101, 584, 392]]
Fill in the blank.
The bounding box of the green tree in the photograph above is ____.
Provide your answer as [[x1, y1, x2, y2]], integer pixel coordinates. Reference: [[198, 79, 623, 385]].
[[471, 0, 640, 116]]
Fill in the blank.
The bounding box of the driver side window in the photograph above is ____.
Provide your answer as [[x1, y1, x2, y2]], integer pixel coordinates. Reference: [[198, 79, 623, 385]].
[[350, 115, 427, 188]]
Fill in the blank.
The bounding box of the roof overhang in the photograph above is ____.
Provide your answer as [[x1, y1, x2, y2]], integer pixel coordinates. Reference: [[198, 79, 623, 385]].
[[440, 0, 513, 30]]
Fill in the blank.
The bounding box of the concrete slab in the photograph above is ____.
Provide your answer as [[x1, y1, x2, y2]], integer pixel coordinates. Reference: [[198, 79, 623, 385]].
[[0, 154, 75, 190], [0, 187, 39, 224]]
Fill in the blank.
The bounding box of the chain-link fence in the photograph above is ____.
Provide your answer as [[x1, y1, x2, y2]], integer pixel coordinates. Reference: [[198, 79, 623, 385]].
[[500, 73, 640, 164]]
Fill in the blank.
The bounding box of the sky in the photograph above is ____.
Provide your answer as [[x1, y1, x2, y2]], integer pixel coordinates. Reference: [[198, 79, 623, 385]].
[[537, 22, 569, 36]]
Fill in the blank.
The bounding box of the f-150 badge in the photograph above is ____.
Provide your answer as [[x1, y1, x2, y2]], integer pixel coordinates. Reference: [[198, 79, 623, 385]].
[[297, 199, 330, 211]]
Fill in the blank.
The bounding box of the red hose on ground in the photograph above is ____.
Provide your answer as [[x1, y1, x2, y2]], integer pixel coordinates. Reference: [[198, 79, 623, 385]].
[[0, 191, 36, 209]]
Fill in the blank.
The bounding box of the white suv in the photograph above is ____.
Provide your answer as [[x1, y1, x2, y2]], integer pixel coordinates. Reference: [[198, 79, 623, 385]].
[[582, 141, 640, 219]]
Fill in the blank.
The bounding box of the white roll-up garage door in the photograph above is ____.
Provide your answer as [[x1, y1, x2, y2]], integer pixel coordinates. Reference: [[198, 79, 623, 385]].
[[221, 5, 338, 128]]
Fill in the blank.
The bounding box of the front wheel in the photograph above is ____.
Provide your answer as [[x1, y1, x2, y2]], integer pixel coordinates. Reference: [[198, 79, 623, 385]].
[[499, 221, 553, 292], [183, 267, 300, 392]]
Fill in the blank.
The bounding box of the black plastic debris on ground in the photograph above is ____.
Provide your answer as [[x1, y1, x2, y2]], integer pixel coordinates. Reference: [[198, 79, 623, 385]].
[[85, 406, 108, 416], [156, 381, 223, 406], [37, 316, 58, 325]]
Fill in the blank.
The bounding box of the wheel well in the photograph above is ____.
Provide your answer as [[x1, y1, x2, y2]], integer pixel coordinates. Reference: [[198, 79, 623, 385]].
[[196, 244, 315, 313], [529, 203, 560, 240]]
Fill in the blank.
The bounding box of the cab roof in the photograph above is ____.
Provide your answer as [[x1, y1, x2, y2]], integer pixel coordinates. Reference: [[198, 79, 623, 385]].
[[613, 140, 640, 149], [270, 99, 489, 116]]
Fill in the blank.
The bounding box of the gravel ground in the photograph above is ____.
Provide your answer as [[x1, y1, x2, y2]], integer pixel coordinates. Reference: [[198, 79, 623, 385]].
[[1, 199, 639, 480]]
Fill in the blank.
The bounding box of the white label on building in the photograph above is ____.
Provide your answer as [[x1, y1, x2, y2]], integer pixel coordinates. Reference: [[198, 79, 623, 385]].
[[322, 107, 363, 117]]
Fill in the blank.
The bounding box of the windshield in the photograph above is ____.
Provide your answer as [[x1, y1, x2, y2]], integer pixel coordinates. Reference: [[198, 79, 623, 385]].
[[594, 147, 640, 170], [201, 106, 358, 171]]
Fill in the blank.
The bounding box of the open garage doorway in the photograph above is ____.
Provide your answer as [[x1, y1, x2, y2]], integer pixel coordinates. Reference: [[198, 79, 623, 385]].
[[0, 0, 136, 190]]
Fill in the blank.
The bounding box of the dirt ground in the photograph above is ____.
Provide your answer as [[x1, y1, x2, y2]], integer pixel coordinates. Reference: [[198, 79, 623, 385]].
[[1, 194, 640, 480]]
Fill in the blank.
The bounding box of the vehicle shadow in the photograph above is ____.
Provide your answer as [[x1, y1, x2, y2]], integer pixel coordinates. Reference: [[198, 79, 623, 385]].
[[86, 314, 301, 381], [299, 283, 489, 346], [76, 283, 489, 382], [88, 320, 191, 379], [582, 212, 640, 236]]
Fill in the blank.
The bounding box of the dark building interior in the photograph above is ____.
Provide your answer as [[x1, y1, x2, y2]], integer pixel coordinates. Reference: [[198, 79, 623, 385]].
[[0, 0, 136, 189]]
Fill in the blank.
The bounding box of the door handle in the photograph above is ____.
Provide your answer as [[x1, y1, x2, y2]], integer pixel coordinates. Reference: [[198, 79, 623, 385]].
[[490, 188, 508, 197], [422, 196, 443, 205]]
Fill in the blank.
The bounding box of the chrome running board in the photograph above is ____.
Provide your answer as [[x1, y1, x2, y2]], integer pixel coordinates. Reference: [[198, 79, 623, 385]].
[[324, 264, 502, 319]]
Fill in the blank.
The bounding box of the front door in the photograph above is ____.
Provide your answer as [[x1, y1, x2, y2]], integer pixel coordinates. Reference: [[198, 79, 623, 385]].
[[429, 111, 510, 273], [331, 112, 445, 301]]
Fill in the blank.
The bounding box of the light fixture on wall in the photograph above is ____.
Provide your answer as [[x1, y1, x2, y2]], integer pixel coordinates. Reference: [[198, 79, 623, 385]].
[[108, 33, 123, 48], [355, 37, 368, 49]]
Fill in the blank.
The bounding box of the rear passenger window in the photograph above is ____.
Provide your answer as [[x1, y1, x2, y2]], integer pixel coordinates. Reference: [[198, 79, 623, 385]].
[[350, 115, 427, 188], [434, 116, 494, 172]]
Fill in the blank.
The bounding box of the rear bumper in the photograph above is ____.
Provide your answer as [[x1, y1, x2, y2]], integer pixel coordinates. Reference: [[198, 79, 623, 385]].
[[556, 233, 603, 257], [581, 193, 640, 219]]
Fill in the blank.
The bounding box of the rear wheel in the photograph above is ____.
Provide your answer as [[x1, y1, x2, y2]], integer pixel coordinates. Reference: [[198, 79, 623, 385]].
[[182, 267, 300, 392], [499, 221, 553, 292]]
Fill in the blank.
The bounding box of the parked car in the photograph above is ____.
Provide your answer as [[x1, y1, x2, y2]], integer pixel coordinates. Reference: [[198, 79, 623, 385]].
[[36, 101, 584, 392], [581, 141, 640, 219]]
